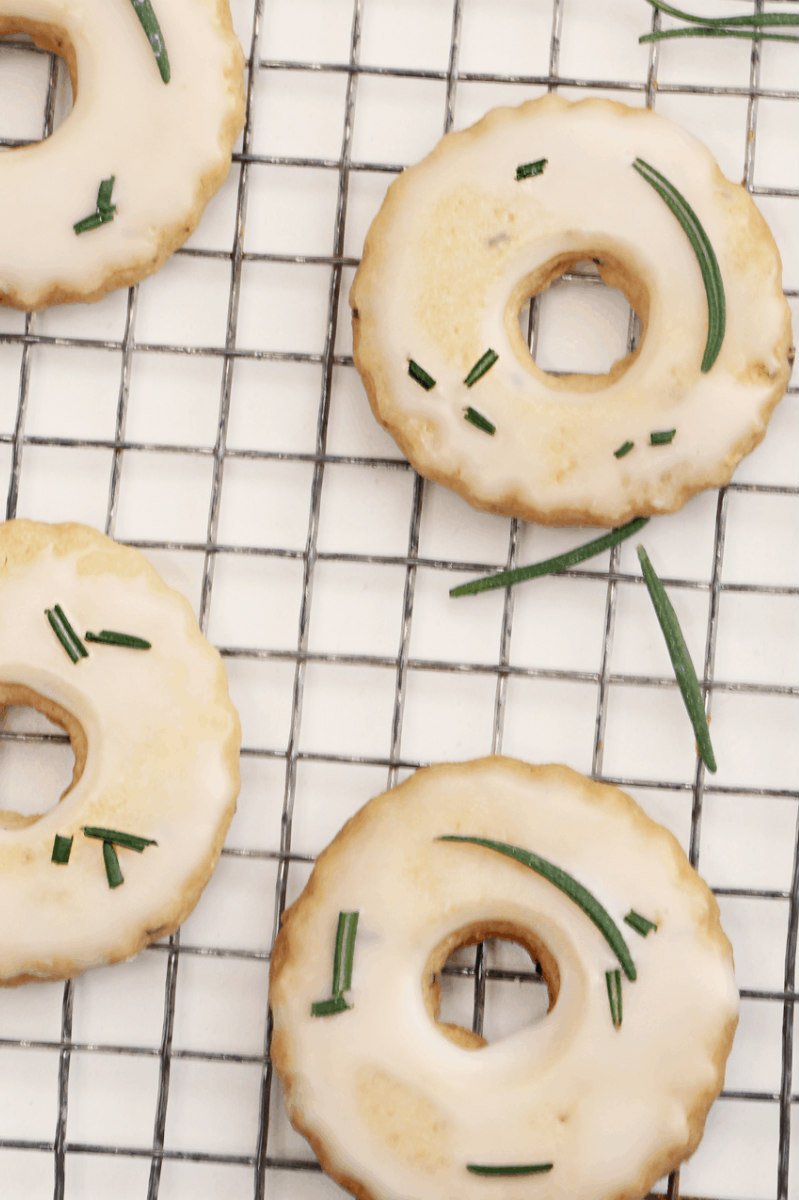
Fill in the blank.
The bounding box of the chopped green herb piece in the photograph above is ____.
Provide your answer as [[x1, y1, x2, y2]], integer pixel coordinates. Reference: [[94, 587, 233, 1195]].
[[464, 406, 496, 436], [467, 1164, 554, 1177], [310, 911, 360, 1017], [74, 177, 117, 236], [614, 441, 634, 458], [637, 545, 717, 772], [73, 211, 114, 235], [96, 175, 116, 217], [438, 836, 636, 981], [51, 834, 73, 865], [408, 359, 436, 390], [46, 605, 88, 662], [624, 910, 658, 937], [464, 348, 498, 387], [102, 840, 124, 888], [606, 968, 623, 1028], [650, 429, 676, 445], [450, 516, 648, 598], [85, 631, 152, 650], [130, 0, 171, 82], [632, 159, 725, 372], [83, 827, 157, 852], [515, 158, 548, 181], [311, 995, 351, 1017]]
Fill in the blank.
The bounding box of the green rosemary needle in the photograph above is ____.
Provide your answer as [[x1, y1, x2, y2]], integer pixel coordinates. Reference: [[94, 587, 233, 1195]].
[[464, 406, 496, 436], [51, 834, 73, 865], [85, 631, 152, 650], [130, 0, 171, 83], [636, 545, 717, 772], [46, 605, 88, 662], [640, 0, 798, 29], [438, 836, 636, 981], [83, 827, 157, 852], [311, 911, 359, 1016], [74, 177, 117, 235], [467, 1164, 554, 1176], [614, 441, 634, 458], [408, 359, 436, 390], [450, 516, 648, 597], [624, 910, 658, 937], [632, 158, 725, 372], [641, 27, 799, 43], [606, 968, 623, 1028], [515, 158, 548, 181], [650, 429, 676, 445], [102, 840, 124, 889], [464, 349, 498, 387]]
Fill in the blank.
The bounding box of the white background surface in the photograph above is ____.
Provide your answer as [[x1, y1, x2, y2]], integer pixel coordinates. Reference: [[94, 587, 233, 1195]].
[[0, 1, 796, 1198]]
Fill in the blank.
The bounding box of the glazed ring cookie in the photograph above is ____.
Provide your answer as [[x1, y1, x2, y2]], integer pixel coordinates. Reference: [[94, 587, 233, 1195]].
[[0, 521, 240, 986], [351, 95, 793, 526], [0, 0, 245, 309], [270, 758, 738, 1200]]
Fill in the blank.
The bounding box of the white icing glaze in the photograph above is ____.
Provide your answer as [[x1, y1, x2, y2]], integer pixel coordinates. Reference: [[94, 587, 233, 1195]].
[[0, 0, 244, 308], [270, 758, 738, 1200], [351, 96, 793, 526], [0, 520, 240, 983]]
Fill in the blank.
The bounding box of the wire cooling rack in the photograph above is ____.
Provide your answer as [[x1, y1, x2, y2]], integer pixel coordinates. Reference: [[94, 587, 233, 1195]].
[[0, 1, 796, 1198]]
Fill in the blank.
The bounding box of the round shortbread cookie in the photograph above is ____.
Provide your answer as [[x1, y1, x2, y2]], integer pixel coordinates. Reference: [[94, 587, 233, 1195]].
[[0, 520, 240, 986], [270, 757, 738, 1200], [351, 95, 793, 526], [0, 0, 245, 309]]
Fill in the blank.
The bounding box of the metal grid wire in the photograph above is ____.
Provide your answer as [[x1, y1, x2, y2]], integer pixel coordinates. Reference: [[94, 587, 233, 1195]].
[[0, 0, 796, 1197]]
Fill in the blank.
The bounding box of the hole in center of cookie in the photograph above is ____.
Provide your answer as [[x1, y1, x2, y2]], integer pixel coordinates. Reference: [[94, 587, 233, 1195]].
[[0, 687, 85, 830], [0, 23, 76, 146], [508, 252, 647, 390], [425, 923, 559, 1050]]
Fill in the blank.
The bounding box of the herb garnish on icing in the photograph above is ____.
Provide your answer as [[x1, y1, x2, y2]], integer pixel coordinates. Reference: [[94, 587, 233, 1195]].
[[625, 910, 658, 937], [74, 177, 117, 235], [130, 0, 171, 83], [46, 605, 88, 663], [515, 158, 548, 181], [408, 359, 436, 390], [464, 406, 496, 436], [614, 441, 634, 459], [85, 630, 152, 650], [606, 968, 623, 1028], [464, 348, 498, 387], [467, 1163, 554, 1176], [632, 158, 725, 372], [438, 835, 636, 981], [311, 911, 359, 1016], [51, 834, 73, 865], [650, 429, 676, 445]]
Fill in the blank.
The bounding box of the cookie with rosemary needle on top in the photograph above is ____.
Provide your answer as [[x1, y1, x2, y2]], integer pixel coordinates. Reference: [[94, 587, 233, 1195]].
[[351, 94, 793, 527]]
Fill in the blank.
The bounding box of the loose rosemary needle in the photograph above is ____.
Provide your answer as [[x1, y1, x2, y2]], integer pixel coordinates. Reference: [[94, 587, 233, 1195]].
[[637, 545, 717, 772], [451, 517, 648, 597]]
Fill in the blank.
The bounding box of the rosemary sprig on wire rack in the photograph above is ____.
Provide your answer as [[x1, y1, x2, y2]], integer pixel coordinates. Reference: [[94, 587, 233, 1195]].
[[450, 516, 648, 597], [640, 0, 798, 44], [636, 545, 717, 772]]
